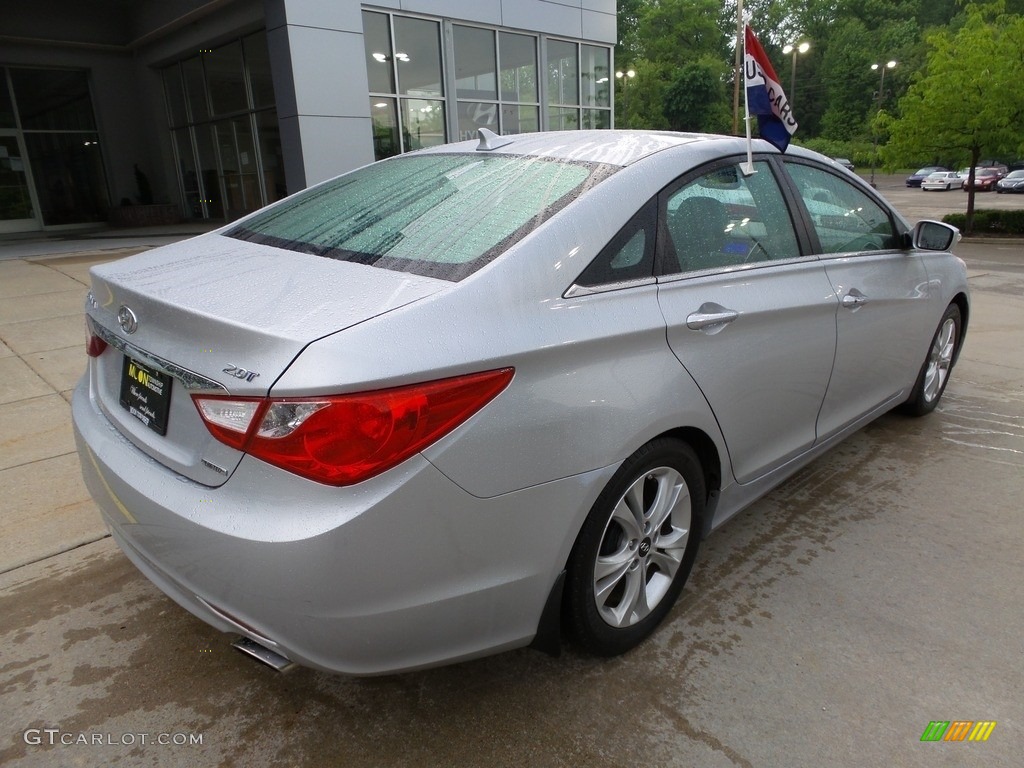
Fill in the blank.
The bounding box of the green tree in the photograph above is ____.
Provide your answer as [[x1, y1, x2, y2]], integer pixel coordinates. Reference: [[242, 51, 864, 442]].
[[662, 58, 729, 132], [884, 4, 1024, 232]]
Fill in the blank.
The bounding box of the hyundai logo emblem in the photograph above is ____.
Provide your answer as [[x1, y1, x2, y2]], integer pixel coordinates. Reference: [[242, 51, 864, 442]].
[[117, 305, 138, 334]]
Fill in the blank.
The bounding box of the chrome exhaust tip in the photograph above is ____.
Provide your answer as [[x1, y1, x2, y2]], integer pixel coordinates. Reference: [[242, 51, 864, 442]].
[[232, 637, 296, 672]]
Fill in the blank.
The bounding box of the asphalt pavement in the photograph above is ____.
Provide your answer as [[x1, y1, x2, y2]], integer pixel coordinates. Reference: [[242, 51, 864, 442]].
[[0, 177, 1021, 767]]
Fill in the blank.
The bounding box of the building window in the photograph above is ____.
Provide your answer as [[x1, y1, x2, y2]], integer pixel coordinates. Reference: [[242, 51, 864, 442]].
[[161, 30, 283, 220], [0, 67, 109, 229], [365, 11, 447, 159], [365, 11, 609, 161], [453, 26, 539, 141], [548, 40, 611, 131]]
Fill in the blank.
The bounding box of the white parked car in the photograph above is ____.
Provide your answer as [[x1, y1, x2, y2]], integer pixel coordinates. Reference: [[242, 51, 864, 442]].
[[921, 171, 962, 191]]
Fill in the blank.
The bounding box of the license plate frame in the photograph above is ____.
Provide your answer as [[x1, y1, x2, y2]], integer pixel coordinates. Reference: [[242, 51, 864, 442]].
[[119, 356, 172, 436]]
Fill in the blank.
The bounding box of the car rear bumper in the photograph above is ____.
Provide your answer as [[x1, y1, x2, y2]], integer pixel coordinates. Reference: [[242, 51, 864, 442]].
[[72, 376, 611, 675]]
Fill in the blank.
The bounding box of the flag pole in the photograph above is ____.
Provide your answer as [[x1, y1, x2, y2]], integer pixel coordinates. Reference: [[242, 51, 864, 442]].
[[732, 0, 743, 135], [742, 21, 756, 175]]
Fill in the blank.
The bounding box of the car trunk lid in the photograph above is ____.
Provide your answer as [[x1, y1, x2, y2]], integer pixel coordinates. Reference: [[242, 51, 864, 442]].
[[85, 233, 444, 486]]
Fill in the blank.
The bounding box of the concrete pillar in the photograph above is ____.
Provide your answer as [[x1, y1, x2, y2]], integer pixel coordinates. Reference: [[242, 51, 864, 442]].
[[264, 0, 374, 192]]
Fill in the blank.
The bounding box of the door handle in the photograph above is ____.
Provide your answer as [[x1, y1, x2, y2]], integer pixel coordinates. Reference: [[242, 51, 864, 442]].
[[841, 289, 868, 308], [686, 303, 739, 333]]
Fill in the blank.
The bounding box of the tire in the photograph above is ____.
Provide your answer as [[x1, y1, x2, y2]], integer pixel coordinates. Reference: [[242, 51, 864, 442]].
[[902, 303, 961, 416], [565, 438, 705, 656]]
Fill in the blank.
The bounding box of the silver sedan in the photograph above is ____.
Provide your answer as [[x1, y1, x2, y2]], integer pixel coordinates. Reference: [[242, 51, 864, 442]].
[[73, 130, 969, 675]]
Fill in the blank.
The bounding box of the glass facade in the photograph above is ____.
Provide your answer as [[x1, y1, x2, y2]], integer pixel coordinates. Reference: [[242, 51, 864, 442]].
[[364, 11, 612, 161], [0, 67, 109, 229], [162, 30, 284, 220]]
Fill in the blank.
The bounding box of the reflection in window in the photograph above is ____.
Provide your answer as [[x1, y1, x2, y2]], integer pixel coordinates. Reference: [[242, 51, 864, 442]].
[[500, 32, 538, 103], [205, 41, 247, 115], [365, 11, 448, 157], [3, 67, 109, 225], [455, 26, 497, 100], [547, 40, 579, 108], [9, 69, 96, 131], [663, 161, 800, 274], [370, 98, 400, 159], [395, 16, 443, 97], [161, 31, 281, 220], [454, 26, 540, 140], [363, 11, 395, 95], [23, 132, 107, 224], [581, 45, 610, 107], [401, 99, 446, 151], [786, 163, 899, 254], [546, 40, 611, 131], [245, 32, 275, 108]]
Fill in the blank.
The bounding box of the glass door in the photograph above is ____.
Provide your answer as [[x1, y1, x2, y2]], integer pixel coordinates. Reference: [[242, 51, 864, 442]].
[[0, 132, 40, 233]]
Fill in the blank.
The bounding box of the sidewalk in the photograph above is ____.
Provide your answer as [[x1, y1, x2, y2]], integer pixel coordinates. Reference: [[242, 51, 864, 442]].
[[0, 226, 207, 573], [0, 222, 218, 261]]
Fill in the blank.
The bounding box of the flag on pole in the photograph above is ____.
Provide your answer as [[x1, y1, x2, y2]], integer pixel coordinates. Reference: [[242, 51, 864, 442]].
[[744, 25, 797, 152]]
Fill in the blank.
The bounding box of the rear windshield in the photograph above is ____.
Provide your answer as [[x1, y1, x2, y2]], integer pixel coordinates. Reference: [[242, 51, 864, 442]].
[[226, 153, 614, 281]]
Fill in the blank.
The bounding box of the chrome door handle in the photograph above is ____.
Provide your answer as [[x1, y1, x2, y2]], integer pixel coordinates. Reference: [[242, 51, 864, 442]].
[[841, 289, 868, 308], [686, 303, 739, 333]]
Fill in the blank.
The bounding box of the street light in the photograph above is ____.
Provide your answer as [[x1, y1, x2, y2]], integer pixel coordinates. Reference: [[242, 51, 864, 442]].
[[615, 69, 636, 127], [781, 41, 810, 111], [869, 60, 897, 187]]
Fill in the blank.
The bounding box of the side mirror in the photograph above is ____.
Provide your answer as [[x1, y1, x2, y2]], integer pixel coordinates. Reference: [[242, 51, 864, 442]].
[[912, 220, 961, 251]]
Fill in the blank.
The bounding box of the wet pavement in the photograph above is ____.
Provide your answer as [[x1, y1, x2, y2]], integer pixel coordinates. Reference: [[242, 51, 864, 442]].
[[1, 185, 1022, 767]]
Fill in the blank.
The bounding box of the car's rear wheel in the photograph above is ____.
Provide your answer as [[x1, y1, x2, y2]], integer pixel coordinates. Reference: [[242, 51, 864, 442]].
[[903, 303, 961, 416], [565, 438, 704, 656]]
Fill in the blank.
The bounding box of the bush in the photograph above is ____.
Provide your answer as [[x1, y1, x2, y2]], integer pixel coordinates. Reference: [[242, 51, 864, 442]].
[[943, 209, 1024, 235]]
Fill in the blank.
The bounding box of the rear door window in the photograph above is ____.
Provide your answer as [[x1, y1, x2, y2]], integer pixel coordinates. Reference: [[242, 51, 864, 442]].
[[660, 160, 801, 275]]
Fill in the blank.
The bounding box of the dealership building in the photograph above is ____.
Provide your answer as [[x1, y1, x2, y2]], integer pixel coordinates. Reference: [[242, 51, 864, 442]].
[[0, 0, 616, 235]]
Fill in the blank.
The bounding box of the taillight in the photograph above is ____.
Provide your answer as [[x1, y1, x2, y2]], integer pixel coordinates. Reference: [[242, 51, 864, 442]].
[[86, 334, 108, 357], [192, 368, 514, 486]]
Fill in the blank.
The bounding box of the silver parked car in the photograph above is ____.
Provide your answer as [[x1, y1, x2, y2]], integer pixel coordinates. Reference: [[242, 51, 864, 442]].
[[73, 131, 969, 675], [921, 171, 962, 191]]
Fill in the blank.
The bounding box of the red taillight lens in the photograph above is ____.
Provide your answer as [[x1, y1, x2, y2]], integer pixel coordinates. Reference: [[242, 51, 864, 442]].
[[193, 368, 514, 486], [86, 333, 108, 357]]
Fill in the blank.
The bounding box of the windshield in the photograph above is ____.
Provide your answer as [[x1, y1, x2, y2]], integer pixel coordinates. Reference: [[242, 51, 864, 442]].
[[227, 153, 613, 282]]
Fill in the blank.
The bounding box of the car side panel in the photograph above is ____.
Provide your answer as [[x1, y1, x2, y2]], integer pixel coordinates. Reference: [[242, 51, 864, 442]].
[[816, 251, 931, 438], [657, 261, 839, 484]]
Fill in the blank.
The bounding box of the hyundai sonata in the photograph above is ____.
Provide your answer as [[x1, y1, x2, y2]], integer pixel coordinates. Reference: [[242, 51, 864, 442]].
[[74, 130, 968, 675]]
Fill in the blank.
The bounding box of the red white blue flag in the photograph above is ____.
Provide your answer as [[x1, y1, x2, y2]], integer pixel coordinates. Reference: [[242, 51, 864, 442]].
[[744, 25, 797, 152]]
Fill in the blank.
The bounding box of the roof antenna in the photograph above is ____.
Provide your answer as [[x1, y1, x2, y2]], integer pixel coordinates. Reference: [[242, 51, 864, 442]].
[[476, 128, 514, 151]]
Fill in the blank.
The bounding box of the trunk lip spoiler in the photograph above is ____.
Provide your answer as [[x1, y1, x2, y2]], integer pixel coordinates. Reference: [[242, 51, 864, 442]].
[[88, 314, 228, 394]]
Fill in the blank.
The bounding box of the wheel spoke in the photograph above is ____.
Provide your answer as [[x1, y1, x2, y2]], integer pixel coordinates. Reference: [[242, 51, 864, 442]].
[[594, 547, 632, 584], [604, 567, 643, 627], [646, 469, 688, 532], [621, 477, 646, 531], [609, 496, 643, 540]]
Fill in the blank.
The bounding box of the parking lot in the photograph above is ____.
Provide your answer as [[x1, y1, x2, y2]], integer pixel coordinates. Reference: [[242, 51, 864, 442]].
[[1, 176, 1021, 767]]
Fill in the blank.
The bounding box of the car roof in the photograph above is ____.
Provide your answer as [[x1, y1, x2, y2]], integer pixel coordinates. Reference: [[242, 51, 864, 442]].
[[413, 129, 823, 169]]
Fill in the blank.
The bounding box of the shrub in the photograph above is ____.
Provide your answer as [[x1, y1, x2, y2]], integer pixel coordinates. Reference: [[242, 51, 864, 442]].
[[943, 209, 1024, 235]]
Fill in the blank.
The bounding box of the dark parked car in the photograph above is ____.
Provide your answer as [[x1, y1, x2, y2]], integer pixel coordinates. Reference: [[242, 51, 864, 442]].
[[906, 166, 949, 187], [833, 157, 855, 172], [996, 170, 1024, 193]]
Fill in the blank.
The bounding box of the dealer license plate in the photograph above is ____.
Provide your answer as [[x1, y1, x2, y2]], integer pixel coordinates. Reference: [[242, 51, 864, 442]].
[[119, 356, 172, 436]]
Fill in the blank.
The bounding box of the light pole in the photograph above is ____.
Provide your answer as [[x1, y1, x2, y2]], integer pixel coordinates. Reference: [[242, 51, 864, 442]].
[[615, 69, 635, 127], [781, 41, 810, 111], [869, 60, 897, 187]]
